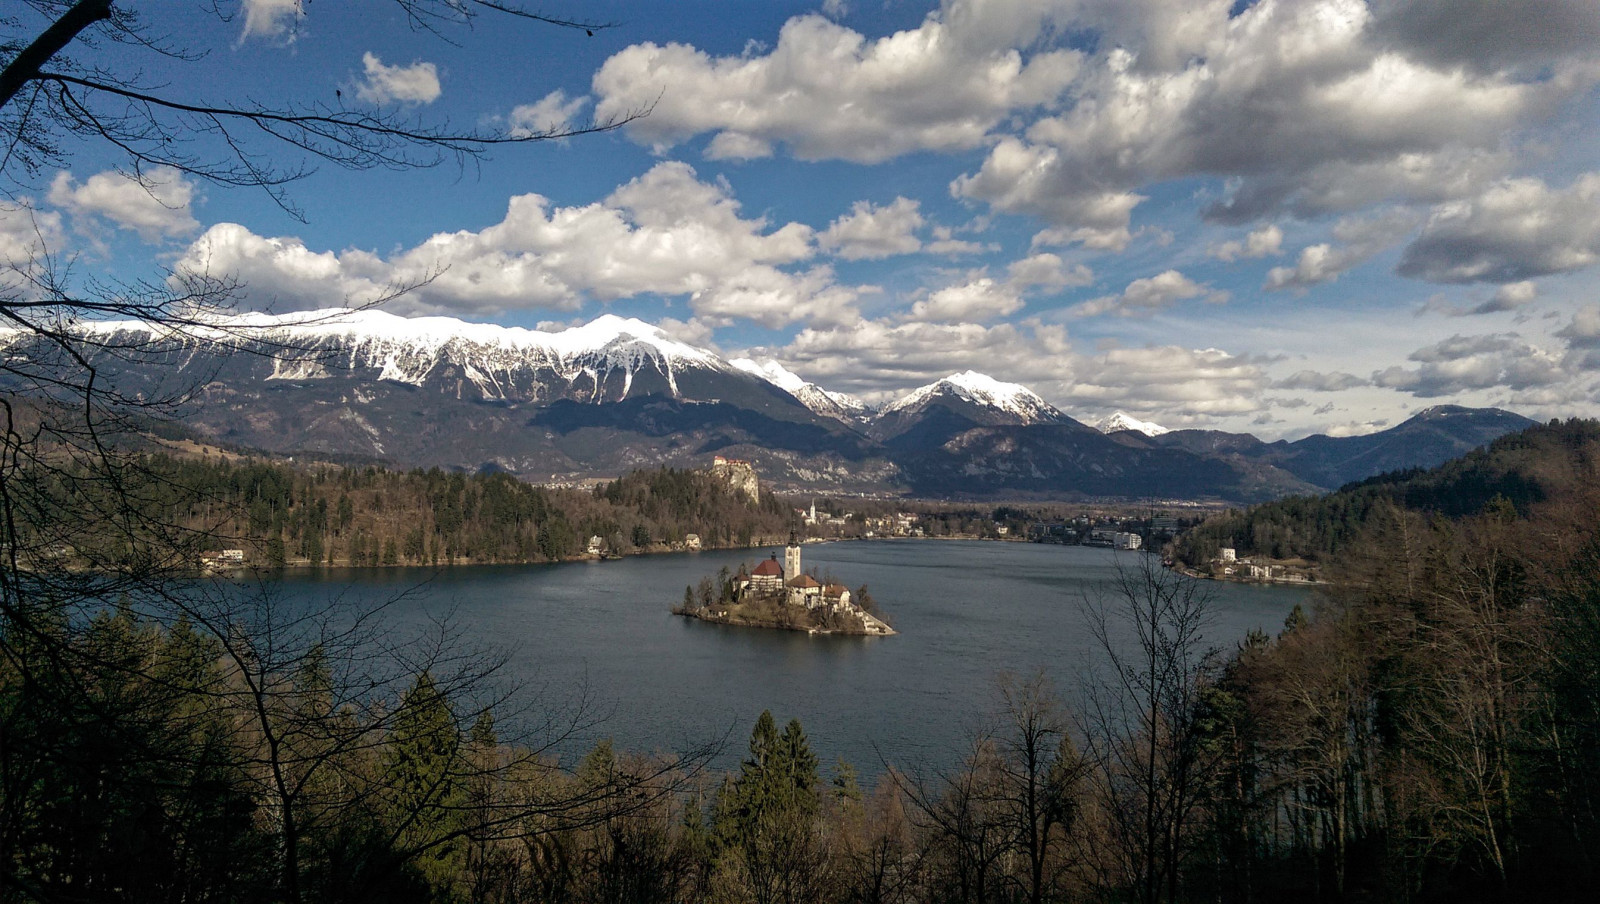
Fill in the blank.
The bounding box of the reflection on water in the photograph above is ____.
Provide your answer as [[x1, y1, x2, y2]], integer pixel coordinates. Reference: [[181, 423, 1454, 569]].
[[265, 540, 1314, 774]]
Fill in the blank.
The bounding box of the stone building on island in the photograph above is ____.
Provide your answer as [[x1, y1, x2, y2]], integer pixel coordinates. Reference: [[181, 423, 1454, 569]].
[[734, 529, 866, 618]]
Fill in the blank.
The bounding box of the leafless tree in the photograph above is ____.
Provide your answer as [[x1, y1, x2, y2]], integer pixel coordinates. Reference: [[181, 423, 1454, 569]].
[[1080, 553, 1220, 904]]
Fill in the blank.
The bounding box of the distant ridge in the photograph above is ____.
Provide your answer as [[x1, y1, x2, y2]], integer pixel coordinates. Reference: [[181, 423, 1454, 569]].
[[0, 309, 1542, 501]]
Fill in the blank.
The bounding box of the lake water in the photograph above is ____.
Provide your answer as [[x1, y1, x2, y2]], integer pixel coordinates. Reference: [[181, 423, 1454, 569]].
[[267, 540, 1314, 775]]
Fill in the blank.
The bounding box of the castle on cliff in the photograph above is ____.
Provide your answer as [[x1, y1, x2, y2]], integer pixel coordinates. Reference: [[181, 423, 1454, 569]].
[[710, 455, 760, 503]]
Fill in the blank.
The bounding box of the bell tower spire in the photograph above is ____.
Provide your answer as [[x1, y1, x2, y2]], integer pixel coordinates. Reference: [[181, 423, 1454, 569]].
[[785, 526, 802, 581]]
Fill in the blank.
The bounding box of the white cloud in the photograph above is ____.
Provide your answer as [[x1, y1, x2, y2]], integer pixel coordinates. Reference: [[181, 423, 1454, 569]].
[[819, 197, 923, 260], [1398, 173, 1600, 284], [1272, 370, 1369, 392], [953, 0, 1583, 246], [174, 162, 863, 327], [0, 201, 64, 293], [592, 9, 1080, 163], [48, 167, 199, 242], [355, 53, 442, 106], [1075, 269, 1223, 316], [1265, 209, 1418, 291], [754, 301, 1271, 422], [775, 317, 1075, 401], [238, 0, 302, 43], [1209, 224, 1283, 262], [905, 276, 1023, 323], [1007, 252, 1092, 290], [1063, 345, 1269, 419], [1372, 333, 1566, 397], [508, 90, 590, 137], [1462, 280, 1538, 315]]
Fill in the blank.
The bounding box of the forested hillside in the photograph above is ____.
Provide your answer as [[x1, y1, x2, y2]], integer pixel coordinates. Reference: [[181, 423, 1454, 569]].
[[1172, 418, 1600, 566], [134, 455, 795, 567]]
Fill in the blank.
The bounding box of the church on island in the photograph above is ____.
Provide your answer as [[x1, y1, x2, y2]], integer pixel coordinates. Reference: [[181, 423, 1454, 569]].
[[676, 531, 895, 636]]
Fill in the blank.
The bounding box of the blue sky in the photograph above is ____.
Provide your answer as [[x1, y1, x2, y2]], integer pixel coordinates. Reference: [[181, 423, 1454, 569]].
[[7, 0, 1600, 438]]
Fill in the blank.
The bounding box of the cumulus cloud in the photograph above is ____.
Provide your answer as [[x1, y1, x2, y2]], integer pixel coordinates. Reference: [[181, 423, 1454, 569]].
[[900, 252, 1092, 324], [1063, 345, 1269, 419], [1466, 281, 1538, 315], [1398, 173, 1600, 284], [355, 53, 442, 106], [1075, 269, 1223, 317], [174, 162, 863, 327], [819, 197, 923, 260], [1006, 252, 1092, 290], [238, 0, 302, 43], [1272, 370, 1370, 392], [48, 167, 198, 242], [953, 0, 1582, 247], [508, 90, 589, 137], [1209, 225, 1283, 262], [905, 276, 1023, 323], [768, 312, 1268, 421], [776, 318, 1075, 400], [0, 201, 64, 292], [1266, 210, 1418, 291], [591, 9, 1080, 163], [1372, 333, 1566, 397]]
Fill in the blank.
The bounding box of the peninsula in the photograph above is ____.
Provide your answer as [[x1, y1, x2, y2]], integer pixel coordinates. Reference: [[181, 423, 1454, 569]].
[[674, 532, 895, 636]]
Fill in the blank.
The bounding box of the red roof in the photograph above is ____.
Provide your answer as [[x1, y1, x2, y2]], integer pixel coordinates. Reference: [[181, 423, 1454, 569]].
[[752, 559, 783, 576], [824, 583, 849, 597], [789, 574, 822, 589]]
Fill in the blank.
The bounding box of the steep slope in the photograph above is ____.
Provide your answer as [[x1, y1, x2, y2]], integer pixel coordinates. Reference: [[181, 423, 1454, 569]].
[[729, 357, 870, 422], [3, 309, 879, 486]]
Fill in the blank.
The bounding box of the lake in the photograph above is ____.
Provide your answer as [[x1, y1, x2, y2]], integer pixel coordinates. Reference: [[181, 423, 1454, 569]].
[[267, 540, 1314, 775]]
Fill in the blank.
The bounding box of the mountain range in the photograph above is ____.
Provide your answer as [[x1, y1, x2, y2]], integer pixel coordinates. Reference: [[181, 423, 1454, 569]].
[[1, 309, 1540, 502]]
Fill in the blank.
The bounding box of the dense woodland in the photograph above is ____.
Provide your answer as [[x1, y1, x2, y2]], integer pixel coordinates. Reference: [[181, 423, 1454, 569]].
[[1171, 418, 1600, 566], [120, 455, 799, 567]]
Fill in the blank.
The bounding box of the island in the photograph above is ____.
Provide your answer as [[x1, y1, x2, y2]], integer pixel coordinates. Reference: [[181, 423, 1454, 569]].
[[674, 531, 896, 636]]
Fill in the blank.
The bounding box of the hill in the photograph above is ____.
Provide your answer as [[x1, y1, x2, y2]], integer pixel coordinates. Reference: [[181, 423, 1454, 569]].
[[1171, 417, 1600, 566]]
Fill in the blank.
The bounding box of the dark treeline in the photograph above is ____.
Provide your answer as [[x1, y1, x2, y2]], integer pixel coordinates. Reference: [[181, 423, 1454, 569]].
[[118, 455, 795, 567], [1171, 418, 1600, 566]]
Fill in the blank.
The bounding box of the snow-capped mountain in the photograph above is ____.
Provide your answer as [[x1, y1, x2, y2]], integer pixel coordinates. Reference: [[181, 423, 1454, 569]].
[[2, 309, 1538, 501], [65, 308, 736, 404], [879, 371, 1063, 425], [1095, 411, 1169, 436], [730, 357, 869, 422]]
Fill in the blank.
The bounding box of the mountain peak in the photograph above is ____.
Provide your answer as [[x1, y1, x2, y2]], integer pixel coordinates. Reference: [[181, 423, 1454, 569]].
[[881, 371, 1061, 425], [1095, 411, 1169, 436]]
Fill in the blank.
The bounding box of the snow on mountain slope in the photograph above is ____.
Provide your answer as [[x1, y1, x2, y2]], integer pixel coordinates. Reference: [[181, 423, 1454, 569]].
[[58, 308, 733, 401], [1095, 411, 1169, 436], [730, 357, 869, 420], [880, 371, 1062, 425]]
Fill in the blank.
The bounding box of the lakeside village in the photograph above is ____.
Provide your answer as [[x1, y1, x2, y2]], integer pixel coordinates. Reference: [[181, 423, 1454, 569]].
[[673, 529, 896, 636], [192, 454, 1314, 584]]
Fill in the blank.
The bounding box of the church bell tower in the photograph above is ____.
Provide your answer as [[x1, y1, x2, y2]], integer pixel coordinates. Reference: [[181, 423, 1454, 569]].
[[785, 528, 802, 581]]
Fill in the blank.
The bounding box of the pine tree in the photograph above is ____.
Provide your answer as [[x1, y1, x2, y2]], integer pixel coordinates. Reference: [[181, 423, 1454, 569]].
[[382, 672, 466, 895]]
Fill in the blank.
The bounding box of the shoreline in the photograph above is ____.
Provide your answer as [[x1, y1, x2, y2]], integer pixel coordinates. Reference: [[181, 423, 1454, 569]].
[[222, 533, 1041, 574], [673, 607, 897, 636]]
